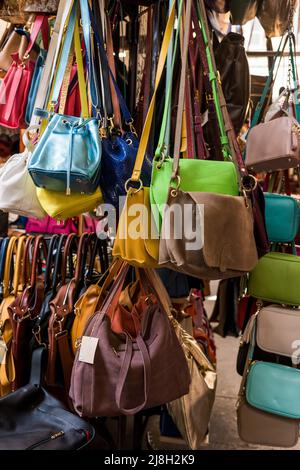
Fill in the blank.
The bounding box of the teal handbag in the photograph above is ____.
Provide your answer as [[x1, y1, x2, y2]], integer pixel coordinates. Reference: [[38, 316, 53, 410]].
[[264, 193, 300, 243], [28, 0, 102, 195], [246, 362, 300, 419], [248, 252, 300, 306]]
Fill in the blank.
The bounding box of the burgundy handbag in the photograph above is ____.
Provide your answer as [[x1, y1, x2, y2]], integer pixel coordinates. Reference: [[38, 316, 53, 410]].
[[70, 266, 191, 417], [26, 216, 78, 235]]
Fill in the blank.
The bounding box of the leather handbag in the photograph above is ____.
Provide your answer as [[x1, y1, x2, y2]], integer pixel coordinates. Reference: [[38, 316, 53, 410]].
[[0, 148, 46, 219], [0, 16, 44, 129], [237, 397, 299, 448], [146, 269, 216, 450], [113, 1, 177, 268], [257, 0, 297, 38], [0, 20, 13, 51], [248, 252, 300, 306], [264, 192, 300, 243], [0, 347, 96, 450], [8, 235, 48, 389], [246, 116, 300, 172], [0, 24, 19, 72], [159, 190, 258, 280], [256, 304, 300, 358], [229, 0, 261, 25], [28, 1, 102, 195], [36, 186, 103, 220], [246, 361, 300, 419], [70, 264, 191, 418], [0, 236, 25, 397]]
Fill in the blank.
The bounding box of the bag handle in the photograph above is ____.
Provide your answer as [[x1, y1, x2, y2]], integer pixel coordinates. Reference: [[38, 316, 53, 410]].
[[52, 234, 69, 289], [29, 235, 48, 288], [61, 233, 78, 285], [115, 334, 151, 415], [29, 346, 46, 386], [289, 32, 300, 123], [1, 236, 18, 298], [22, 15, 47, 61], [127, 0, 177, 184], [11, 236, 27, 297], [44, 234, 60, 293], [0, 238, 10, 298]]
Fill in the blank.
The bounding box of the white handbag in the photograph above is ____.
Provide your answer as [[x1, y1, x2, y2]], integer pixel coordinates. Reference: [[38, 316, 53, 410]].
[[0, 149, 46, 219]]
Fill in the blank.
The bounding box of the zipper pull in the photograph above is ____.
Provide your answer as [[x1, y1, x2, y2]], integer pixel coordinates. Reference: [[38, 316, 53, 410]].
[[51, 431, 65, 440]]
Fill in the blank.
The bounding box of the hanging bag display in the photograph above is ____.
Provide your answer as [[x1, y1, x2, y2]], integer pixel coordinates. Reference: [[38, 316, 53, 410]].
[[158, 0, 258, 279], [28, 0, 102, 195], [0, 15, 46, 129]]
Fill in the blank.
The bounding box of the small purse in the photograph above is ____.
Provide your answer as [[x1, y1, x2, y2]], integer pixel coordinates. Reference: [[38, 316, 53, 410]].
[[264, 192, 300, 243], [246, 361, 300, 419], [248, 252, 300, 306]]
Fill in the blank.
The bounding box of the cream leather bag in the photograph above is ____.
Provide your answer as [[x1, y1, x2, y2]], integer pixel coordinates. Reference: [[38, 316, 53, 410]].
[[0, 148, 45, 219]]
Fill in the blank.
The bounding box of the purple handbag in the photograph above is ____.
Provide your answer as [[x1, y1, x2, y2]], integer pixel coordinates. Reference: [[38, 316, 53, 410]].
[[70, 267, 191, 417]]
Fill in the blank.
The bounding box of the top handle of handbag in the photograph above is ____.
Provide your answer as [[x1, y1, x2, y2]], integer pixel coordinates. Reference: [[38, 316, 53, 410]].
[[1, 236, 18, 298], [44, 234, 60, 293]]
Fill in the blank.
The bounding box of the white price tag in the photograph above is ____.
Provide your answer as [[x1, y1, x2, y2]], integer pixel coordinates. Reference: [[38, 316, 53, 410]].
[[79, 336, 98, 365]]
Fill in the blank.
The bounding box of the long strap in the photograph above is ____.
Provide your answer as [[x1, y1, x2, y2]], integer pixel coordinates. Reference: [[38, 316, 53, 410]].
[[30, 0, 75, 124], [289, 32, 300, 123], [172, 0, 192, 178], [130, 1, 176, 183]]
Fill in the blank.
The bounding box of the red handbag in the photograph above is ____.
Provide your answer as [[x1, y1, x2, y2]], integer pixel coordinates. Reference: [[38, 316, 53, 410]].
[[0, 16, 47, 129]]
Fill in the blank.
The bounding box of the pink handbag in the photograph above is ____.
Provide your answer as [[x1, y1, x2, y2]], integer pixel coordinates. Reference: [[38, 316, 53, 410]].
[[0, 16, 47, 129], [26, 216, 78, 234]]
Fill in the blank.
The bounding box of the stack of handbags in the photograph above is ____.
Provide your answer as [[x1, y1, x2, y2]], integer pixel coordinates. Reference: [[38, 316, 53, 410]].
[[237, 311, 300, 448]]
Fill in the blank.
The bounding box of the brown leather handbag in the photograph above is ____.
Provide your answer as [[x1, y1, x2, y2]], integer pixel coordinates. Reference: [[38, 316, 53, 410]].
[[8, 235, 47, 389], [70, 265, 191, 418], [46, 234, 90, 392]]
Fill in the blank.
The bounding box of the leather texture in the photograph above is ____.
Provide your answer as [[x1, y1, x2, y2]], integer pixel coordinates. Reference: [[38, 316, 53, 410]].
[[70, 266, 191, 418], [264, 192, 300, 243], [0, 150, 46, 219], [0, 30, 22, 72], [237, 397, 299, 448], [28, 114, 102, 194], [229, 0, 260, 25], [0, 347, 95, 450], [36, 186, 103, 220], [257, 304, 300, 358], [23, 0, 59, 13], [248, 252, 300, 306], [25, 49, 47, 125], [246, 361, 300, 419], [257, 0, 295, 38], [246, 116, 300, 172], [150, 159, 239, 232], [113, 187, 159, 268], [159, 190, 258, 280]]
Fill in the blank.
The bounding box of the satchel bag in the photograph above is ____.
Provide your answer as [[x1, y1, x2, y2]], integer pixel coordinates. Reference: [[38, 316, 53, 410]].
[[0, 347, 96, 450], [264, 192, 300, 243], [248, 252, 300, 306], [145, 269, 216, 450], [70, 264, 191, 418], [245, 116, 300, 172], [113, 1, 177, 267], [229, 0, 261, 25], [28, 1, 102, 195], [0, 16, 45, 129], [0, 148, 46, 219], [246, 361, 300, 419]]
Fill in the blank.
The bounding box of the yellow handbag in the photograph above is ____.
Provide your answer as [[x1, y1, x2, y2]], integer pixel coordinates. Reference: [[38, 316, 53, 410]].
[[0, 236, 26, 397], [36, 187, 103, 220], [71, 258, 123, 354], [113, 1, 176, 267]]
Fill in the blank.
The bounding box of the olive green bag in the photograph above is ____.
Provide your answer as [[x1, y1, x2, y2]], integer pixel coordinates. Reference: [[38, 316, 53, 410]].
[[248, 252, 300, 306]]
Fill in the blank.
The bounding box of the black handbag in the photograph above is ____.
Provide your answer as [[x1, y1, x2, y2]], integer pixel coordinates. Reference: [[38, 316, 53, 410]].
[[0, 347, 95, 450]]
